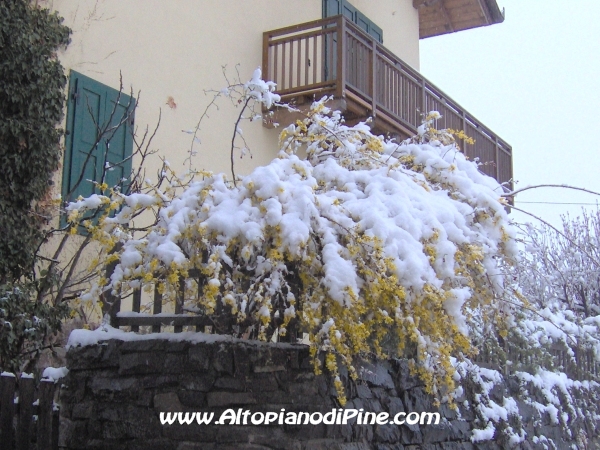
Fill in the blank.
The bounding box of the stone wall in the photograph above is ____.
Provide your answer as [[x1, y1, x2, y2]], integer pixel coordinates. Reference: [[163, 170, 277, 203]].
[[59, 338, 591, 449]]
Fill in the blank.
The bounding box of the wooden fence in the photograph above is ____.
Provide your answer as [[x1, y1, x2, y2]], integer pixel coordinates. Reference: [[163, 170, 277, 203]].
[[101, 265, 600, 384], [103, 268, 215, 334], [0, 373, 60, 450], [263, 15, 513, 189]]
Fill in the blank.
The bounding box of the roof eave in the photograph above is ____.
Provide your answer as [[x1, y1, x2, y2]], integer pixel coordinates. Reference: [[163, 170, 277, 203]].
[[417, 0, 505, 40]]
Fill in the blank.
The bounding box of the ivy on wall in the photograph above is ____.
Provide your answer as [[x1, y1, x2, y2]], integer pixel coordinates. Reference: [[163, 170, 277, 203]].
[[0, 0, 70, 282]]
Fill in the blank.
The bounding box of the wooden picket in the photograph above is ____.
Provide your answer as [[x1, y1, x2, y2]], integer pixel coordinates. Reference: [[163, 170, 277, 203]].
[[0, 373, 59, 450]]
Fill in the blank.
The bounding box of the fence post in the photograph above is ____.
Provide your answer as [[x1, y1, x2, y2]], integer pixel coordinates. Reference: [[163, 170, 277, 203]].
[[0, 373, 16, 448], [131, 287, 141, 333], [153, 283, 163, 333], [37, 379, 55, 449], [17, 375, 34, 450], [174, 277, 185, 333], [102, 243, 123, 326]]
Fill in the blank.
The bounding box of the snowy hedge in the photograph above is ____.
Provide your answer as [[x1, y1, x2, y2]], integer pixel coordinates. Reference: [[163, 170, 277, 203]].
[[67, 78, 522, 404]]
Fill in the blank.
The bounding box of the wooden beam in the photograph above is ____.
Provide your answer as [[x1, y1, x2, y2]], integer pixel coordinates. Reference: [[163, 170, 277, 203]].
[[413, 0, 441, 8], [475, 0, 492, 25], [439, 0, 455, 33]]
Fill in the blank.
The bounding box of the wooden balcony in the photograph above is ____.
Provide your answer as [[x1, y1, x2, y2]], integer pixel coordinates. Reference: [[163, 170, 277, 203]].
[[263, 15, 512, 188]]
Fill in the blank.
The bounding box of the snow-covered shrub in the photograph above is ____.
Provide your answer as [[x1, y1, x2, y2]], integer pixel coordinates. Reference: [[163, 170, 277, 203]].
[[517, 211, 600, 318], [67, 78, 520, 404], [507, 213, 600, 380], [0, 281, 69, 373]]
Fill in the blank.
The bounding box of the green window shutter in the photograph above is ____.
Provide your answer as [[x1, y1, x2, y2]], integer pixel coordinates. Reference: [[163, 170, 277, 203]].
[[104, 92, 135, 194], [323, 0, 383, 43], [62, 71, 135, 205], [356, 10, 383, 43], [341, 2, 356, 21], [369, 23, 383, 44], [323, 0, 343, 17]]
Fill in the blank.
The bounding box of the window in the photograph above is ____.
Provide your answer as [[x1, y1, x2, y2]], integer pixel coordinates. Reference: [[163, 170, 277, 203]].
[[323, 0, 383, 43], [61, 71, 135, 205]]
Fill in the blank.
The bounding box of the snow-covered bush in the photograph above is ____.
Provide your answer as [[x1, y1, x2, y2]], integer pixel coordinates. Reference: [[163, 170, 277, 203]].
[[67, 69, 520, 404], [503, 212, 600, 383], [518, 211, 600, 318], [0, 281, 69, 373]]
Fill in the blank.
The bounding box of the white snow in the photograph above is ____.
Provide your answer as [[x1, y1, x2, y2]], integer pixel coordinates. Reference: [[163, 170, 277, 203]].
[[42, 367, 69, 382]]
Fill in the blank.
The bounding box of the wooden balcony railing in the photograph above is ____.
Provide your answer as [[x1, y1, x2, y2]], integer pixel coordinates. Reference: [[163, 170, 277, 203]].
[[263, 15, 513, 188]]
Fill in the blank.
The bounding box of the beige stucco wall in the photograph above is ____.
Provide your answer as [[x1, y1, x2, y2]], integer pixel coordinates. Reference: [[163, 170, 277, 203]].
[[47, 0, 320, 180], [45, 0, 420, 181], [351, 0, 420, 70], [37, 0, 421, 322]]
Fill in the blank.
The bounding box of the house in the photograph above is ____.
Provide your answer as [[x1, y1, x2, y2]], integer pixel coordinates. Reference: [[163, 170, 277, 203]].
[[48, 0, 511, 206]]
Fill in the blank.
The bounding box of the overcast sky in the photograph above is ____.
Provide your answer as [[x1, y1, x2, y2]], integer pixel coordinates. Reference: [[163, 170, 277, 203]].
[[419, 0, 600, 228]]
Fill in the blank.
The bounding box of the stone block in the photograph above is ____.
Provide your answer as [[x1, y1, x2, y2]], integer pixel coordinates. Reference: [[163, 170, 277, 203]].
[[447, 420, 471, 441], [59, 418, 80, 449], [67, 340, 121, 370], [102, 418, 161, 440], [163, 353, 188, 374], [356, 384, 374, 399], [440, 442, 473, 450], [233, 344, 251, 375], [399, 422, 423, 445], [288, 381, 320, 398], [516, 400, 538, 423], [402, 388, 433, 415], [90, 376, 138, 393], [388, 397, 405, 416], [207, 391, 257, 407], [215, 425, 257, 443], [214, 345, 235, 374], [154, 392, 183, 412], [337, 444, 373, 450], [422, 422, 455, 443], [120, 339, 168, 353], [217, 445, 274, 450], [162, 423, 217, 442], [251, 372, 280, 392], [251, 347, 288, 373], [177, 390, 206, 408], [439, 402, 458, 420], [372, 387, 396, 399], [177, 443, 216, 450], [189, 343, 213, 371], [72, 401, 95, 419], [214, 376, 247, 391], [357, 361, 395, 390], [181, 373, 216, 392], [297, 438, 344, 450], [127, 438, 178, 450], [393, 359, 422, 391], [139, 374, 181, 389], [118, 352, 165, 375], [374, 423, 402, 443]]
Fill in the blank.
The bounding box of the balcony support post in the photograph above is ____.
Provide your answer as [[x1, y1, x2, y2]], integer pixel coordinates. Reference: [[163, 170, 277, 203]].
[[420, 78, 427, 121], [495, 136, 500, 183], [461, 110, 467, 154], [262, 31, 270, 84], [336, 16, 346, 99], [371, 39, 377, 118]]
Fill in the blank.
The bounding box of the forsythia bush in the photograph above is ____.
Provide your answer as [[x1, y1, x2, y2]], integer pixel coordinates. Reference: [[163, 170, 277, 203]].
[[68, 78, 518, 404]]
